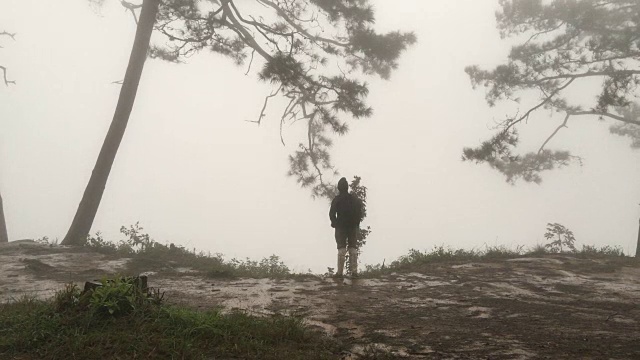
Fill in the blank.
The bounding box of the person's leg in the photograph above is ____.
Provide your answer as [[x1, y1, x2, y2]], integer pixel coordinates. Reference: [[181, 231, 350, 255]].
[[335, 228, 347, 277], [337, 247, 347, 277], [348, 247, 358, 276], [347, 227, 359, 276]]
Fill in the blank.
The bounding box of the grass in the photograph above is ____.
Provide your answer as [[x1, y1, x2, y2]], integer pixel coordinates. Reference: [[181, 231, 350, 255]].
[[361, 243, 633, 277], [72, 225, 312, 280], [28, 223, 635, 280], [0, 284, 340, 360]]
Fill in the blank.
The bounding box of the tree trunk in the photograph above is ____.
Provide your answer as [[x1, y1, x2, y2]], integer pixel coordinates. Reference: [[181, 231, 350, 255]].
[[61, 0, 159, 246], [0, 193, 8, 243], [636, 217, 640, 258]]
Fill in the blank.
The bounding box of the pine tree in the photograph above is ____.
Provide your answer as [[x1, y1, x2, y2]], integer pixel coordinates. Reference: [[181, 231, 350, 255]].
[[464, 0, 640, 184], [62, 0, 415, 245]]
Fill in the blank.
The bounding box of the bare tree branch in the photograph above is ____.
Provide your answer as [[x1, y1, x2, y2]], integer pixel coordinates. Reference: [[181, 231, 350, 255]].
[[248, 84, 282, 125], [244, 49, 255, 75], [538, 113, 570, 154], [504, 78, 575, 131], [0, 31, 16, 40], [0, 66, 15, 86], [121, 0, 142, 24], [257, 0, 349, 48], [0, 31, 16, 86], [570, 110, 640, 126]]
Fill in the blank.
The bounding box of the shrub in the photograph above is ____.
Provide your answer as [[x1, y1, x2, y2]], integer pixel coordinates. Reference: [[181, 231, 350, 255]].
[[88, 276, 163, 316]]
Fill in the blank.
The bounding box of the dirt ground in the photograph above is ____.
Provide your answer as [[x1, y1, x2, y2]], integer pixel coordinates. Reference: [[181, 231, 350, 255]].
[[1, 240, 640, 359]]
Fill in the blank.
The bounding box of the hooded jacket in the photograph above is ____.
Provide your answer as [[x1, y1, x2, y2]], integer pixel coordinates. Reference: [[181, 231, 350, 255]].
[[329, 178, 363, 229]]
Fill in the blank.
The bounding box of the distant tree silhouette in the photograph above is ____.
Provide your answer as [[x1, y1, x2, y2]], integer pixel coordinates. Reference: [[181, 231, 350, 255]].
[[1, 29, 15, 243], [62, 0, 415, 245], [464, 0, 640, 184]]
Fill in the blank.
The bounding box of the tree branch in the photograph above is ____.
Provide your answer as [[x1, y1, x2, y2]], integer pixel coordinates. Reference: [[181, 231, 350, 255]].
[[570, 110, 640, 126], [121, 0, 142, 24], [221, 1, 271, 60], [0, 65, 15, 86], [527, 69, 640, 84], [249, 84, 282, 125], [538, 113, 570, 154], [504, 78, 575, 131], [0, 31, 16, 40], [257, 0, 349, 48]]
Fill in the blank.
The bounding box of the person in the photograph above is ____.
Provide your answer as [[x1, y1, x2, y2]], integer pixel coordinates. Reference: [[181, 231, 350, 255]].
[[329, 177, 363, 278]]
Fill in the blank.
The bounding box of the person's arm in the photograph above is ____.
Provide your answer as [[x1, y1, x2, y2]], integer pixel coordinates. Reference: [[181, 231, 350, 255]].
[[329, 198, 337, 228]]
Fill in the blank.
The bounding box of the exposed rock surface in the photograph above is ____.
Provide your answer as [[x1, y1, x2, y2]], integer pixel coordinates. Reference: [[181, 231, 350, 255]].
[[2, 241, 639, 359]]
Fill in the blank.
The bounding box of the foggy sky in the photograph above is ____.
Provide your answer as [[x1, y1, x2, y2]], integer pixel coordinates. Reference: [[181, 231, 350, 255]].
[[1, 0, 639, 272]]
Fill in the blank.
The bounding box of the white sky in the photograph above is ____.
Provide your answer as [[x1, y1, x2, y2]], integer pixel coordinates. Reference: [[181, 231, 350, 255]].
[[1, 0, 639, 272]]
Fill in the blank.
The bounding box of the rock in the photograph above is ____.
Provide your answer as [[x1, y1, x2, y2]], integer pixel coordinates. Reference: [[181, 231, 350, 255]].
[[83, 281, 102, 293]]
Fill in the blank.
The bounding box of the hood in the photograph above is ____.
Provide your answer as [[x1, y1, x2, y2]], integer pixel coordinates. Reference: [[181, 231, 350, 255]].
[[337, 177, 349, 194]]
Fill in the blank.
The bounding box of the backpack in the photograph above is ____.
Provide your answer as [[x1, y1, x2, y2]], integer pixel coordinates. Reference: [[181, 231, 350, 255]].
[[339, 193, 362, 226]]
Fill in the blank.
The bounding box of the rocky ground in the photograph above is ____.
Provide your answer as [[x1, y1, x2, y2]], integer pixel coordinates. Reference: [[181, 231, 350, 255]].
[[1, 240, 639, 359]]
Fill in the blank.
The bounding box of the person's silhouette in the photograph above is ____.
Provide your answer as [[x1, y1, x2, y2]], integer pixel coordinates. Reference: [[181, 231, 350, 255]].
[[329, 177, 362, 278]]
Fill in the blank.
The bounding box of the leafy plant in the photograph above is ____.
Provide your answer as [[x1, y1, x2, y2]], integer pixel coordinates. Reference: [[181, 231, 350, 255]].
[[88, 276, 162, 316], [349, 176, 371, 250], [344, 176, 371, 275], [544, 223, 576, 253], [35, 236, 59, 246], [120, 222, 153, 252]]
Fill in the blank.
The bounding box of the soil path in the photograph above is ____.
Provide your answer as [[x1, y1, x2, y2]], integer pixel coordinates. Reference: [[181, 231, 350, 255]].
[[2, 241, 640, 359]]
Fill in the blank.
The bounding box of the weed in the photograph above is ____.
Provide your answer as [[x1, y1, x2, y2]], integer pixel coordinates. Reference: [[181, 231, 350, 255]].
[[53, 283, 81, 312], [528, 243, 548, 255], [578, 244, 625, 257]]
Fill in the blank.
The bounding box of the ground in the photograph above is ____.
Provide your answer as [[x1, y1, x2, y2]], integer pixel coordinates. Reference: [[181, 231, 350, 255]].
[[1, 240, 639, 359]]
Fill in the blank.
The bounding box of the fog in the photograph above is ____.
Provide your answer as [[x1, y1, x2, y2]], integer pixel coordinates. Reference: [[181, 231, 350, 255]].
[[1, 0, 639, 272]]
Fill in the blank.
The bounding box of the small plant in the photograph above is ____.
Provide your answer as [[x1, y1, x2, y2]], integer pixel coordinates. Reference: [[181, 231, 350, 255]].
[[544, 223, 576, 253], [324, 267, 335, 277], [88, 276, 162, 316], [227, 255, 292, 278], [35, 236, 58, 246], [120, 222, 153, 252], [85, 231, 118, 252]]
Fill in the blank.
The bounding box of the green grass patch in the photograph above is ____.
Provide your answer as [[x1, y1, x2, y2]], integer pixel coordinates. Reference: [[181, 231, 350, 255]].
[[0, 281, 339, 360]]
